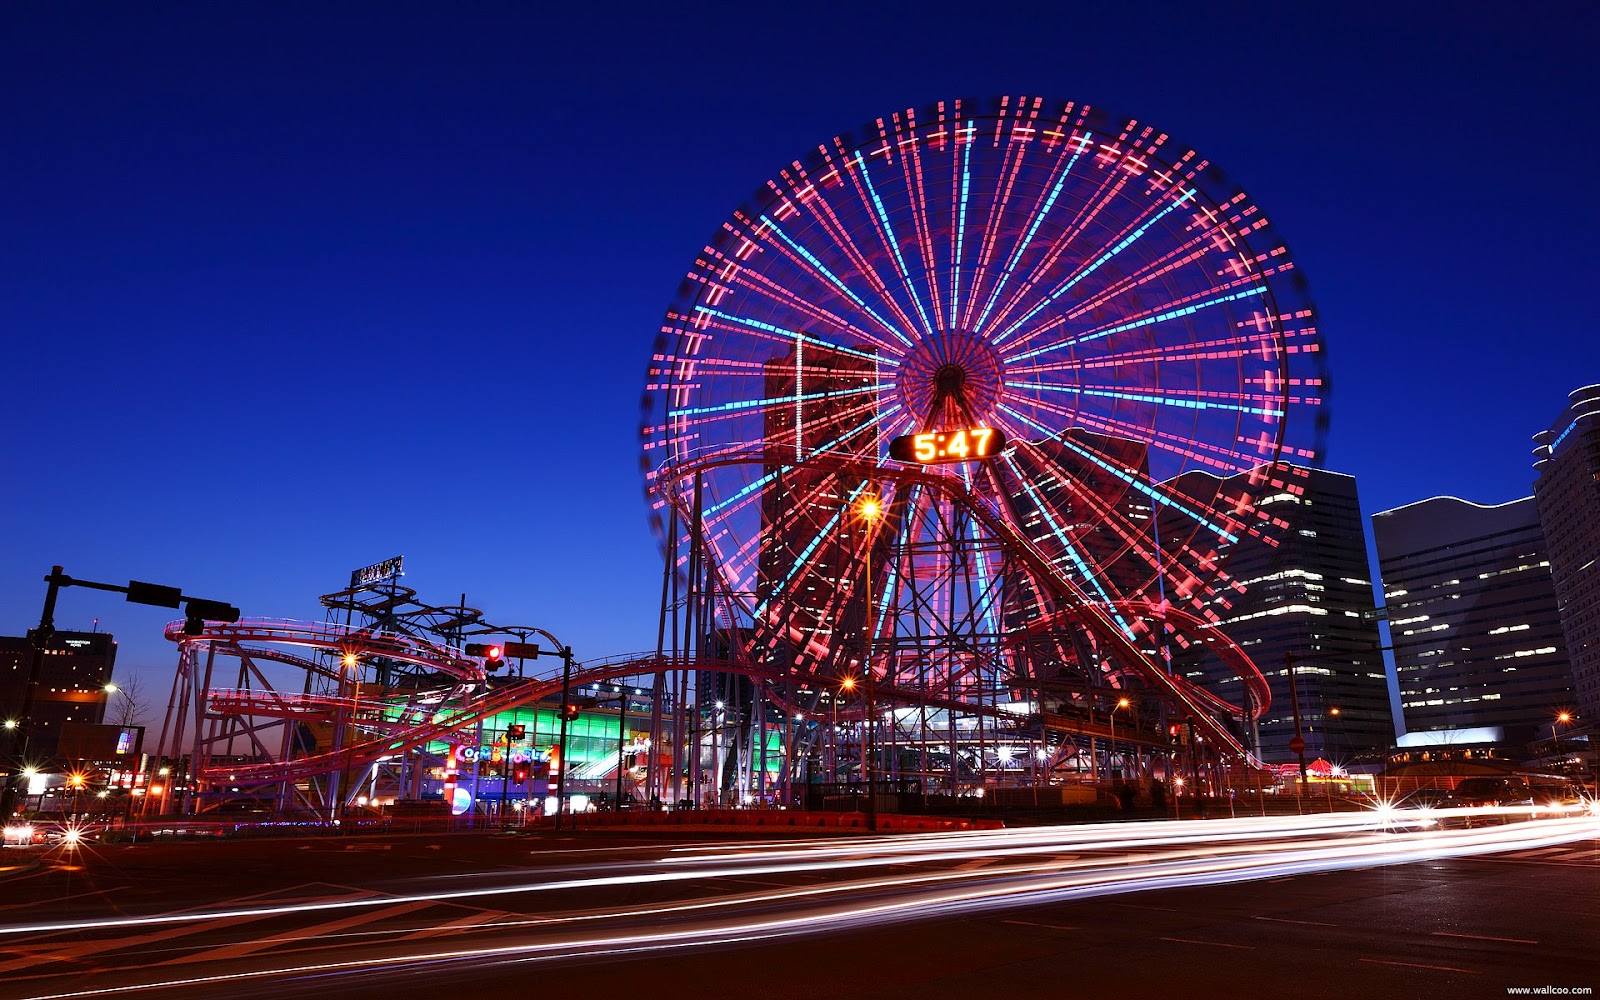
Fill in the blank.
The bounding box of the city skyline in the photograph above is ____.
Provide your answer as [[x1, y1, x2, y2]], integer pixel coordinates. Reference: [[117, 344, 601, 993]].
[[4, 3, 1598, 704]]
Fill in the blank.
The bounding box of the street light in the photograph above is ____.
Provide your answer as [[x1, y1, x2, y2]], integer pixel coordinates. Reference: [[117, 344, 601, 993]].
[[834, 677, 856, 786], [857, 491, 882, 832], [1108, 697, 1130, 783], [1555, 711, 1574, 769]]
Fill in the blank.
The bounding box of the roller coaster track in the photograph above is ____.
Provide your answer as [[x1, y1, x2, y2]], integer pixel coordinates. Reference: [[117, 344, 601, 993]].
[[197, 653, 779, 786], [165, 618, 482, 681]]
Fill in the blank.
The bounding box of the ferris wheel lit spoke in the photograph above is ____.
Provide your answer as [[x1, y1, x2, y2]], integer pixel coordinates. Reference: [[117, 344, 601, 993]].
[[988, 187, 1197, 346], [1007, 438, 1200, 581], [969, 133, 1092, 334], [728, 259, 909, 357], [690, 307, 900, 369], [997, 405, 1245, 548], [1002, 285, 1269, 365], [999, 453, 1135, 636], [1053, 230, 1244, 327], [756, 216, 914, 347], [752, 480, 876, 619], [1008, 327, 1289, 378], [948, 122, 975, 324], [895, 126, 948, 332], [956, 132, 1032, 331], [669, 381, 889, 421], [847, 152, 935, 336], [1005, 380, 1285, 419], [1006, 392, 1250, 474], [796, 168, 928, 342]]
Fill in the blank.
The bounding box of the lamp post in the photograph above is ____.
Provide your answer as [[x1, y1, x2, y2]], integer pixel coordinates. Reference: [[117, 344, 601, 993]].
[[858, 492, 882, 833], [836, 676, 855, 787], [1108, 697, 1130, 783], [1555, 711, 1573, 771]]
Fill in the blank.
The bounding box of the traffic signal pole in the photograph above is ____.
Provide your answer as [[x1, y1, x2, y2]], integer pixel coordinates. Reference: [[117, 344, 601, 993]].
[[0, 566, 239, 820], [554, 645, 574, 831]]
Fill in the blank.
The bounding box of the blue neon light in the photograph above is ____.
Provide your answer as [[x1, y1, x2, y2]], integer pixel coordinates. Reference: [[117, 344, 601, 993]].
[[1004, 381, 1284, 418], [1002, 285, 1268, 364], [692, 306, 899, 367], [992, 187, 1196, 345], [853, 152, 934, 337], [972, 134, 1091, 334], [758, 217, 912, 346], [997, 403, 1239, 544]]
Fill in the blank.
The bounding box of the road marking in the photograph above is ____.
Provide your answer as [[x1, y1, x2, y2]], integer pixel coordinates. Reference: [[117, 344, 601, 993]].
[[396, 908, 514, 941], [1251, 915, 1337, 927], [1160, 936, 1254, 950], [1431, 931, 1538, 945], [1002, 919, 1077, 932], [1360, 957, 1481, 974], [156, 901, 438, 966], [0, 886, 132, 912], [0, 912, 278, 974], [1113, 901, 1178, 912]]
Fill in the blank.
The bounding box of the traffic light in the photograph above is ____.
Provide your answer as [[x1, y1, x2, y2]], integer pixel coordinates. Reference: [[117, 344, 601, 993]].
[[562, 703, 580, 721], [465, 643, 504, 668], [182, 597, 241, 636], [512, 761, 530, 783], [507, 724, 526, 741]]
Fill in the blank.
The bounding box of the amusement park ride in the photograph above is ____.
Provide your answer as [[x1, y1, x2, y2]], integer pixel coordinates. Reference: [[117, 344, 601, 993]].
[[154, 96, 1327, 818]]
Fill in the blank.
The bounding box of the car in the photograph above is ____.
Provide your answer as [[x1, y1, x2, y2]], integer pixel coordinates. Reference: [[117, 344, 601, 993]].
[[1530, 782, 1585, 815], [1394, 788, 1452, 810], [1447, 776, 1534, 808]]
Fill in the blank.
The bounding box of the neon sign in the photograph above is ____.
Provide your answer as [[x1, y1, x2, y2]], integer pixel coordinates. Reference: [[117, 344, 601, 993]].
[[349, 556, 405, 589]]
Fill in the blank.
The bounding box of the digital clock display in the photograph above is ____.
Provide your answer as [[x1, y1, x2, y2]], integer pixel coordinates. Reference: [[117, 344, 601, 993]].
[[888, 427, 1007, 465]]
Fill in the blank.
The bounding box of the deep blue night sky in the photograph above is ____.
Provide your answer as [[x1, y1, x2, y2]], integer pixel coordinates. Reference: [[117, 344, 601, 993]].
[[4, 2, 1597, 708]]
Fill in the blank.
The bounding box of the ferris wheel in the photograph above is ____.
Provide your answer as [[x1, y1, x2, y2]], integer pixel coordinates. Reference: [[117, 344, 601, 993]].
[[642, 96, 1326, 751]]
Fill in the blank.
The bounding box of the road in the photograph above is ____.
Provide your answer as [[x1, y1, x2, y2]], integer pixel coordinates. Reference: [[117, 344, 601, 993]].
[[0, 809, 1596, 999]]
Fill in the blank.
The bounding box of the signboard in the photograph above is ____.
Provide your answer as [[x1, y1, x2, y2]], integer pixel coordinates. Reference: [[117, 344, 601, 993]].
[[59, 723, 143, 762], [349, 556, 405, 589], [888, 427, 1007, 465]]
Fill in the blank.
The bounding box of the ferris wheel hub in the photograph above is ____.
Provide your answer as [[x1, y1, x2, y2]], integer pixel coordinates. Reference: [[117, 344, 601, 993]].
[[897, 330, 1005, 428]]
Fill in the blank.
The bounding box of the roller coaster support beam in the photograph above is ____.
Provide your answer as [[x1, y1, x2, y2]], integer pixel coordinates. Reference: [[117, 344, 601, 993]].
[[1, 566, 239, 819]]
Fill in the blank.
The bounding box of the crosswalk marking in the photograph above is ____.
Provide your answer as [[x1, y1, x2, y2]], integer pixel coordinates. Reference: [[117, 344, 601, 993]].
[[156, 901, 437, 966], [396, 908, 517, 941], [0, 884, 385, 975]]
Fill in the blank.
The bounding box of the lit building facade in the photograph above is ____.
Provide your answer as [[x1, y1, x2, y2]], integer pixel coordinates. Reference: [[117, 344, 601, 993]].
[[1371, 496, 1572, 744], [0, 631, 117, 764], [1175, 468, 1391, 761], [1532, 383, 1600, 724]]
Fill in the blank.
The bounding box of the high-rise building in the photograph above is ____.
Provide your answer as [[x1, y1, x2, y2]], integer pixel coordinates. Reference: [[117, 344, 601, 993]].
[[1371, 496, 1572, 744], [1532, 384, 1600, 724], [1174, 468, 1390, 761], [0, 631, 117, 763]]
